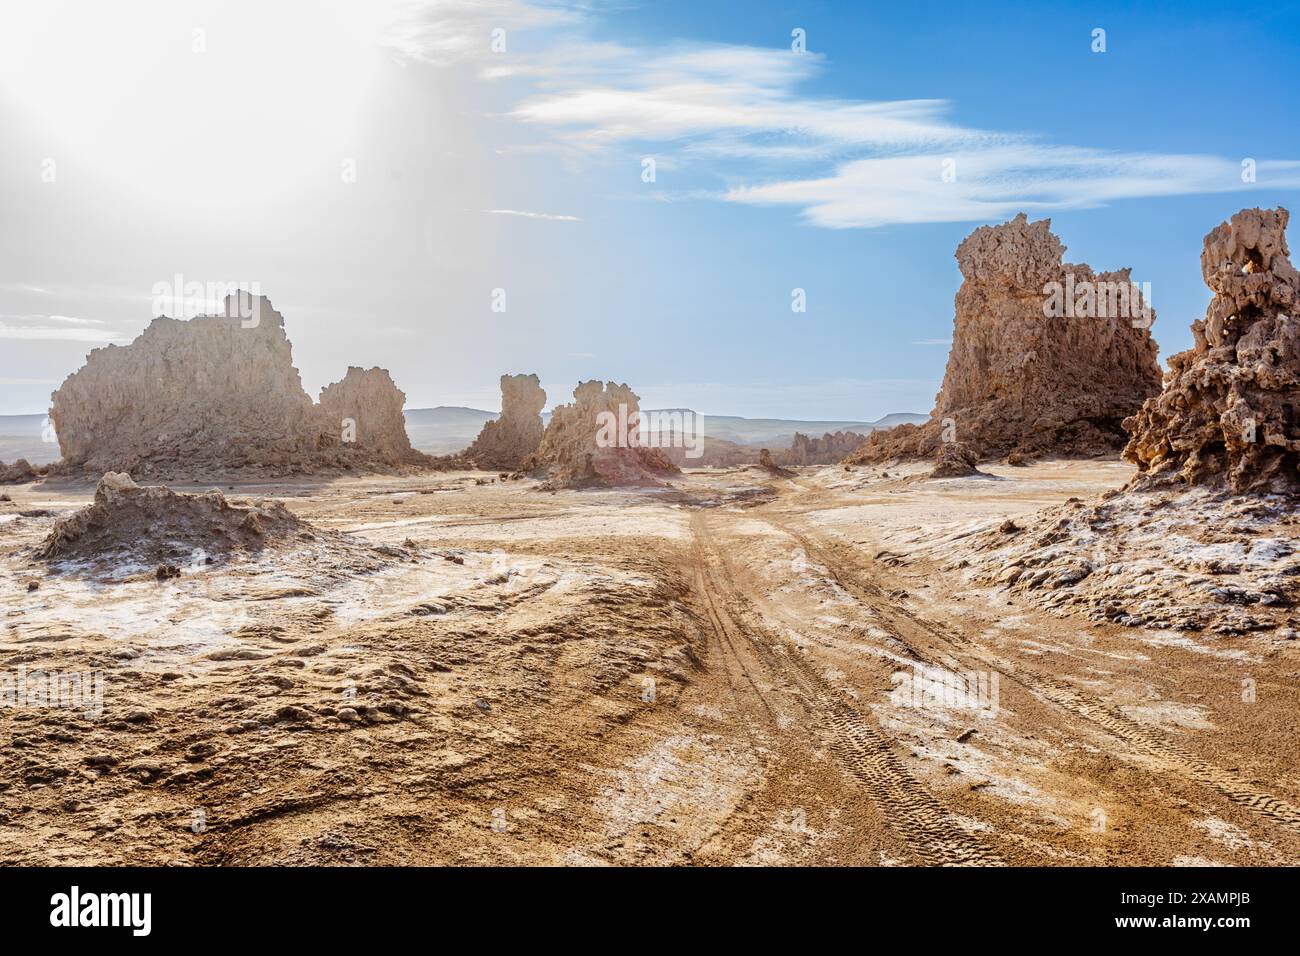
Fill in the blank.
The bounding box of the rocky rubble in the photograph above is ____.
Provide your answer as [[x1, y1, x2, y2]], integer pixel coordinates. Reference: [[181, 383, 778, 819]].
[[466, 373, 546, 471], [39, 472, 318, 567], [958, 485, 1298, 636], [0, 459, 44, 484], [47, 293, 434, 480], [847, 213, 1162, 466], [1124, 207, 1300, 493], [523, 381, 680, 488]]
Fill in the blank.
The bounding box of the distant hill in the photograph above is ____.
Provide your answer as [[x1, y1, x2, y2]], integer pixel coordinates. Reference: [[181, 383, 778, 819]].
[[0, 413, 47, 437], [0, 407, 928, 464], [868, 412, 930, 430], [0, 414, 58, 465], [673, 411, 928, 448], [402, 406, 497, 454]]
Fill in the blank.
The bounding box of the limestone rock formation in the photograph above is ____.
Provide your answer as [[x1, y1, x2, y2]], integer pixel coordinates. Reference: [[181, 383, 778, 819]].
[[758, 448, 795, 477], [656, 436, 757, 469], [48, 293, 432, 479], [466, 374, 546, 470], [318, 366, 422, 464], [40, 472, 313, 564], [1123, 207, 1300, 493], [847, 213, 1162, 465], [784, 431, 868, 465], [0, 459, 43, 484], [523, 380, 680, 488]]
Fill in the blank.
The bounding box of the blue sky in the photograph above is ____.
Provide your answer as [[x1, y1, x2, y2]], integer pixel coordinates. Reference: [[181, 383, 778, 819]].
[[2, 0, 1299, 418]]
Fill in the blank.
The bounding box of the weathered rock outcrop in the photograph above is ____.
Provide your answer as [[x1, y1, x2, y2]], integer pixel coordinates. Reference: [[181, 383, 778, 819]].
[[757, 448, 795, 477], [784, 431, 868, 465], [957, 481, 1299, 636], [0, 459, 43, 484], [957, 209, 1300, 637], [1124, 207, 1300, 493], [40, 472, 313, 564], [930, 442, 982, 478], [48, 294, 432, 479], [318, 366, 422, 464], [847, 213, 1162, 466], [523, 380, 680, 488], [466, 373, 546, 470]]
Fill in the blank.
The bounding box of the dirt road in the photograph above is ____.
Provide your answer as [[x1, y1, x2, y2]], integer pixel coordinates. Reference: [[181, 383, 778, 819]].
[[1, 462, 1296, 865]]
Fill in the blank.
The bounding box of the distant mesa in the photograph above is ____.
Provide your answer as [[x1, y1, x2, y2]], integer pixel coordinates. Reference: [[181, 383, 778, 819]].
[[846, 212, 1162, 468], [46, 293, 437, 480]]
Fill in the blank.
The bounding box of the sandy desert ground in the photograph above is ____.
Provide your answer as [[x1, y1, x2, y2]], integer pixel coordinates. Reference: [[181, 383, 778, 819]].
[[2, 462, 1298, 866]]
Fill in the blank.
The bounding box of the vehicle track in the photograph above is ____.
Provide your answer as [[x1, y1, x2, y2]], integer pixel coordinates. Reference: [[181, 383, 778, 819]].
[[770, 518, 1300, 836], [692, 513, 1002, 866]]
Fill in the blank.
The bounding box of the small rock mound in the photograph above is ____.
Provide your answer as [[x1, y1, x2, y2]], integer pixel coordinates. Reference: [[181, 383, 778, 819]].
[[1123, 207, 1300, 493], [930, 442, 983, 478], [466, 373, 546, 470], [39, 472, 315, 565], [0, 459, 44, 484], [523, 381, 680, 489]]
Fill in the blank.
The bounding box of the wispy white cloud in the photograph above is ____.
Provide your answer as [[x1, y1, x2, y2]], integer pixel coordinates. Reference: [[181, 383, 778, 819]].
[[508, 45, 987, 156], [910, 338, 952, 346], [728, 149, 1300, 229], [381, 0, 576, 66], [43, 314, 104, 326], [383, 1, 1300, 228], [486, 208, 582, 221], [0, 314, 126, 343]]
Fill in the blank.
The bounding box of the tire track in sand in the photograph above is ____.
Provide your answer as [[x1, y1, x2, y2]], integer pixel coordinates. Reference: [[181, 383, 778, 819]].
[[771, 519, 1300, 836], [692, 513, 1002, 866]]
